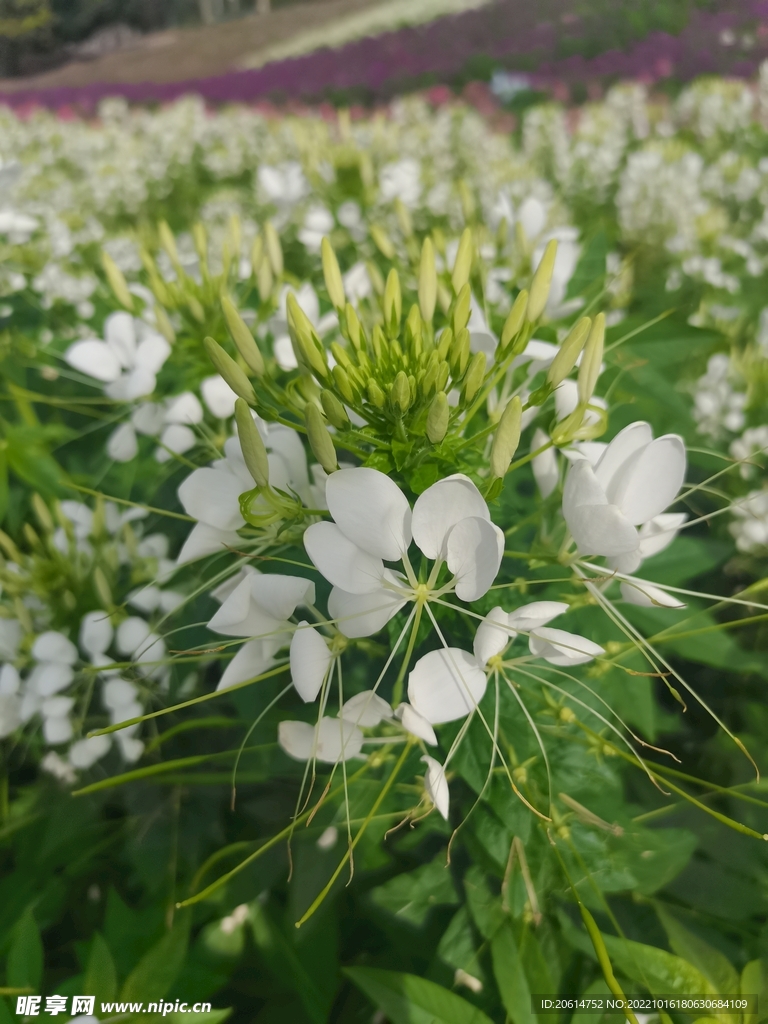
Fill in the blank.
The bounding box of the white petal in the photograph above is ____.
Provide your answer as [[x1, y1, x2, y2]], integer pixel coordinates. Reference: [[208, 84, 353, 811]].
[[290, 622, 332, 702], [176, 522, 243, 564], [316, 716, 364, 762], [210, 565, 258, 604], [217, 640, 278, 690], [105, 367, 157, 401], [637, 513, 688, 560], [327, 573, 407, 638], [116, 617, 150, 656], [554, 379, 579, 421], [31, 662, 74, 697], [164, 391, 204, 425], [0, 618, 21, 659], [446, 516, 504, 602], [594, 421, 653, 494], [103, 679, 138, 710], [135, 334, 171, 375], [274, 335, 298, 370], [178, 468, 245, 531], [208, 577, 287, 638], [563, 460, 639, 556], [69, 735, 111, 769], [0, 663, 21, 695], [473, 606, 512, 666], [278, 720, 315, 761], [250, 574, 316, 620], [0, 694, 21, 738], [412, 474, 490, 559], [408, 648, 487, 725], [157, 424, 197, 458], [507, 601, 569, 632], [104, 311, 136, 367], [304, 521, 384, 594], [65, 339, 121, 382], [611, 435, 686, 525], [79, 611, 113, 656], [127, 586, 162, 613], [326, 468, 412, 561], [529, 626, 604, 665], [422, 755, 450, 819], [43, 715, 73, 745], [532, 429, 559, 498], [339, 690, 392, 727], [41, 695, 74, 718], [33, 631, 78, 665], [266, 426, 309, 491], [201, 375, 237, 418], [107, 422, 138, 462], [131, 402, 166, 435], [60, 501, 93, 538], [620, 579, 686, 609], [116, 734, 144, 762], [395, 703, 437, 745]]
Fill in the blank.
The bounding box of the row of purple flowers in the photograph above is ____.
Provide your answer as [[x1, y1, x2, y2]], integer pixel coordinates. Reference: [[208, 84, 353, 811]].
[[1, 0, 767, 112]]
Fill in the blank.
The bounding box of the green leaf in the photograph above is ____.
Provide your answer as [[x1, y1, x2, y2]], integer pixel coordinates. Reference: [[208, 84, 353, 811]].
[[0, 445, 8, 523], [120, 917, 189, 1002], [655, 906, 738, 994], [601, 933, 714, 997], [408, 463, 439, 494], [344, 967, 494, 1024], [369, 855, 458, 926], [490, 920, 537, 1024], [438, 908, 486, 985], [167, 1012, 231, 1024], [6, 910, 43, 990], [84, 932, 118, 1006]]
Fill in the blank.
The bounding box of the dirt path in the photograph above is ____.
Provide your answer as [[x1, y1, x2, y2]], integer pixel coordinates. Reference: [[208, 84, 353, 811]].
[[0, 0, 386, 92]]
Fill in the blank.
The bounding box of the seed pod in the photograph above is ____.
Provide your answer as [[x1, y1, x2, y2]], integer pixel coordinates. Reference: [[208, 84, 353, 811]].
[[527, 239, 558, 322], [367, 379, 386, 409], [321, 237, 345, 310], [490, 395, 522, 479], [204, 337, 255, 404], [547, 316, 592, 388], [450, 328, 470, 377], [222, 295, 265, 376], [305, 404, 338, 474], [370, 224, 395, 259], [426, 391, 449, 444], [102, 252, 134, 311], [235, 398, 269, 486], [390, 371, 411, 414], [577, 312, 605, 405], [332, 364, 356, 404], [500, 289, 528, 351], [321, 389, 350, 429], [384, 269, 402, 331], [462, 351, 486, 403], [453, 283, 472, 335], [264, 221, 283, 277], [418, 237, 437, 323], [451, 227, 473, 294]]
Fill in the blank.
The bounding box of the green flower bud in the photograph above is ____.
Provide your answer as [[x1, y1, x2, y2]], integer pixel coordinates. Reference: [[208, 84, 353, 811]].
[[264, 221, 283, 277], [490, 395, 522, 479], [102, 252, 134, 311], [500, 289, 528, 352], [453, 283, 472, 335], [370, 224, 395, 259], [321, 389, 350, 429], [436, 327, 453, 361], [235, 397, 269, 486], [462, 351, 486, 403], [436, 360, 450, 392], [384, 269, 402, 332], [305, 404, 338, 474], [94, 567, 113, 610], [321, 237, 345, 310], [251, 235, 264, 273], [451, 227, 473, 294], [188, 296, 205, 323], [418, 237, 437, 323], [158, 221, 179, 266], [345, 303, 362, 350], [577, 312, 605, 405], [222, 295, 265, 376], [32, 494, 53, 534], [527, 239, 558, 322], [287, 293, 329, 380], [367, 379, 386, 409], [370, 323, 385, 362], [192, 223, 207, 265], [204, 337, 255, 404], [154, 304, 175, 343], [394, 198, 412, 238], [406, 304, 421, 346], [257, 256, 273, 302], [450, 328, 470, 377], [547, 316, 592, 388], [426, 391, 449, 444], [330, 341, 354, 371], [390, 371, 411, 414], [332, 364, 356, 404]]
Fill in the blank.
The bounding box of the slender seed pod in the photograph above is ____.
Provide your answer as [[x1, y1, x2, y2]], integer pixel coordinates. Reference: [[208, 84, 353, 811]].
[[462, 351, 486, 403], [102, 252, 134, 311], [490, 395, 522, 479], [451, 227, 473, 294], [418, 237, 437, 323], [321, 389, 350, 429], [222, 295, 265, 376], [527, 239, 558, 322], [264, 221, 283, 277], [577, 312, 605, 405], [426, 391, 449, 444], [204, 337, 255, 404], [453, 283, 472, 335], [321, 237, 345, 310], [547, 317, 592, 388], [305, 404, 338, 474], [390, 371, 411, 414], [500, 289, 528, 351], [384, 269, 402, 331], [235, 398, 269, 487]]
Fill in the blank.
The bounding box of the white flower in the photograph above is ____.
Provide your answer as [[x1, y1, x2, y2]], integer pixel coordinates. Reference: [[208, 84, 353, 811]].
[[298, 205, 334, 252], [0, 618, 21, 659], [408, 649, 487, 725], [278, 717, 364, 763], [729, 487, 768, 553], [380, 159, 421, 207], [115, 617, 165, 679], [473, 601, 569, 665], [29, 631, 78, 697], [562, 421, 686, 572], [290, 623, 332, 702], [619, 579, 686, 609], [69, 734, 111, 769], [422, 755, 449, 819], [201, 375, 238, 419], [65, 311, 171, 401], [339, 690, 392, 727], [527, 627, 604, 666], [394, 703, 437, 745], [304, 469, 504, 639]]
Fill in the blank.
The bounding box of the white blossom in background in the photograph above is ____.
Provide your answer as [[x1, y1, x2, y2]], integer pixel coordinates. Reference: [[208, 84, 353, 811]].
[[730, 488, 768, 553], [691, 354, 747, 441]]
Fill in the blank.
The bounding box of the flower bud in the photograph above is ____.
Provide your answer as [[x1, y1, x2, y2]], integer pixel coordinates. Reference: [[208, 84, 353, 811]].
[[421, 360, 438, 397], [305, 404, 338, 474], [490, 395, 522, 479], [451, 227, 473, 294], [426, 391, 449, 443], [204, 337, 255, 404], [321, 389, 349, 429], [452, 283, 471, 335], [264, 221, 283, 277], [449, 328, 470, 377], [192, 223, 207, 265], [251, 235, 264, 273], [367, 379, 386, 409], [257, 255, 273, 301], [577, 312, 605, 405], [370, 324, 385, 362], [32, 493, 53, 534], [384, 269, 402, 332], [547, 316, 591, 388], [345, 303, 362, 350], [321, 237, 345, 310], [436, 360, 450, 392], [418, 237, 437, 323], [94, 567, 113, 610], [406, 304, 421, 346], [158, 221, 179, 266], [462, 351, 486, 403], [500, 289, 528, 352], [394, 198, 412, 238], [390, 371, 411, 414], [235, 398, 269, 487], [222, 295, 265, 376], [527, 239, 558, 322], [287, 293, 329, 380], [101, 252, 133, 311], [332, 364, 356, 404], [436, 327, 453, 361], [370, 224, 395, 259], [330, 341, 354, 372], [154, 304, 175, 343]]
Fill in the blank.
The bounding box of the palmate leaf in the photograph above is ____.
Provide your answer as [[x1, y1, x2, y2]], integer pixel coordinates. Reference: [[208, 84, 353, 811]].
[[344, 967, 494, 1024]]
